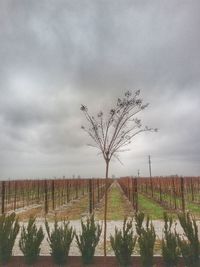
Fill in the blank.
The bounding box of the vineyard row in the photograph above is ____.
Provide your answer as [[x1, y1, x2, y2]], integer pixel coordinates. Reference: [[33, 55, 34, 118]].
[[119, 176, 200, 212], [1, 176, 200, 215], [0, 178, 112, 215]]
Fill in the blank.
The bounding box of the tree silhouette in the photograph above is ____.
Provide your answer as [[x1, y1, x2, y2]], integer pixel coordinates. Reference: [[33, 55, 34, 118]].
[[81, 90, 157, 256]]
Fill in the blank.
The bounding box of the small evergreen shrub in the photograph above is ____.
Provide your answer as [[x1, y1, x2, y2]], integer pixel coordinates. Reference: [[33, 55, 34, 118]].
[[162, 212, 179, 267], [110, 217, 137, 267], [45, 219, 75, 265], [176, 212, 200, 267], [19, 216, 44, 265], [135, 212, 156, 267], [76, 214, 102, 264], [0, 212, 20, 264]]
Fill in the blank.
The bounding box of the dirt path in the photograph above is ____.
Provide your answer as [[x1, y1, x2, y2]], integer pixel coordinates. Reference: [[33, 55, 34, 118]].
[[95, 181, 134, 220], [15, 193, 91, 221]]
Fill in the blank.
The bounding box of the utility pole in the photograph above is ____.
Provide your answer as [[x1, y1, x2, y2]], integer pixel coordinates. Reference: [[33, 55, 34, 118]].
[[148, 155, 152, 178], [148, 155, 153, 197]]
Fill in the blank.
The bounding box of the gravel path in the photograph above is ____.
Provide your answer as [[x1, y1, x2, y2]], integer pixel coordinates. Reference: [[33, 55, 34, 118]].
[[12, 218, 200, 256]]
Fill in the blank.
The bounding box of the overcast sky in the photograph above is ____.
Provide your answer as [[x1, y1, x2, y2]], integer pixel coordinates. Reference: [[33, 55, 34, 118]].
[[0, 0, 200, 179]]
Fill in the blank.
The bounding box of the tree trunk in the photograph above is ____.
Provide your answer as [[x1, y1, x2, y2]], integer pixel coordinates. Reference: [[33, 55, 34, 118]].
[[104, 160, 109, 257]]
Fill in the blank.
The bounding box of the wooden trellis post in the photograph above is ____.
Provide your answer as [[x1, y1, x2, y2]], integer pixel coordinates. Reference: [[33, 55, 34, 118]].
[[92, 179, 95, 207], [159, 179, 162, 202], [180, 177, 185, 212], [44, 180, 48, 214], [134, 178, 138, 212], [190, 178, 194, 202], [89, 179, 93, 214], [14, 181, 17, 210], [8, 180, 11, 206], [172, 178, 177, 210], [127, 178, 129, 201], [75, 180, 78, 199], [67, 180, 70, 202], [82, 180, 85, 196], [37, 180, 40, 204], [52, 180, 55, 210], [1, 181, 5, 214], [131, 177, 134, 207], [97, 179, 100, 203]]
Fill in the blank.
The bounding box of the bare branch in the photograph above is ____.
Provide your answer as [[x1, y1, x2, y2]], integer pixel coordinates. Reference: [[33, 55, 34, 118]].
[[113, 154, 124, 165], [81, 90, 156, 164]]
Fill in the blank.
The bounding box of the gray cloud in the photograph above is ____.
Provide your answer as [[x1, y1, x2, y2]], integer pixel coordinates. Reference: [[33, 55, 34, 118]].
[[0, 0, 200, 179]]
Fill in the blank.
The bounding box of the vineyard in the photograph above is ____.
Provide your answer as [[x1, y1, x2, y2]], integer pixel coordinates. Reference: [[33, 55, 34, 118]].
[[0, 178, 111, 218], [119, 176, 200, 216], [0, 177, 200, 267], [0, 176, 200, 218]]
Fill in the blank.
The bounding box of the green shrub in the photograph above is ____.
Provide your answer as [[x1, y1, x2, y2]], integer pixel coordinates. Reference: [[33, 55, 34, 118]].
[[45, 219, 75, 265], [0, 212, 20, 264], [19, 216, 44, 265], [135, 212, 156, 267], [176, 212, 200, 267], [162, 212, 179, 267], [76, 214, 102, 264], [110, 217, 137, 267]]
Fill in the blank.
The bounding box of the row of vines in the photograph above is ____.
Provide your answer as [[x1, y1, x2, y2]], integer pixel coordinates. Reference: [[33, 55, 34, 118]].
[[1, 176, 200, 216], [0, 178, 112, 215], [119, 176, 200, 212]]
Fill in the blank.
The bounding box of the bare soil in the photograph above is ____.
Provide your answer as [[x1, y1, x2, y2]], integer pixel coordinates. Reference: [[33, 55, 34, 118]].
[[4, 256, 184, 267]]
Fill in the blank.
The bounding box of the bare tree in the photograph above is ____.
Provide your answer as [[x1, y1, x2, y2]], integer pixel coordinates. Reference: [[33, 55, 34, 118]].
[[80, 90, 157, 256]]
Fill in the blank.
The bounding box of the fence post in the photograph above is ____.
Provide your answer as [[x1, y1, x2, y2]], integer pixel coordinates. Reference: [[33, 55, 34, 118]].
[[1, 181, 5, 214], [180, 177, 185, 212]]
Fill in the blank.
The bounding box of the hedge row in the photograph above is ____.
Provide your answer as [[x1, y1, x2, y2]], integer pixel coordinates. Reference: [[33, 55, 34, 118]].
[[0, 212, 199, 267]]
